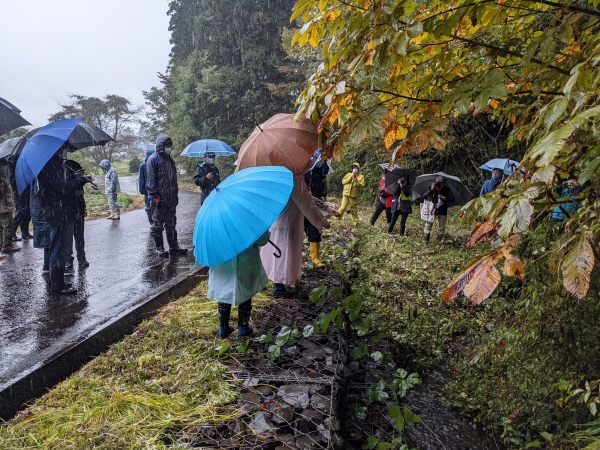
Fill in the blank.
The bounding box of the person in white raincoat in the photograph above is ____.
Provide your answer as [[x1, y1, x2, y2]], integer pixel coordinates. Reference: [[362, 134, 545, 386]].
[[262, 161, 330, 297], [208, 230, 270, 337]]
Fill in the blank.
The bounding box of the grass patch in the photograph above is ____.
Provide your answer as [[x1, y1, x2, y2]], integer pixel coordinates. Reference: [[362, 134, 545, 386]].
[[0, 283, 239, 449]]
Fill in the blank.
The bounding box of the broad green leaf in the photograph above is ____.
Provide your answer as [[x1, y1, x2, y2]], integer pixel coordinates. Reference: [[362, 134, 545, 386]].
[[388, 406, 405, 432], [215, 342, 229, 356], [561, 235, 595, 300], [403, 406, 421, 423], [530, 124, 575, 167], [303, 324, 315, 337]]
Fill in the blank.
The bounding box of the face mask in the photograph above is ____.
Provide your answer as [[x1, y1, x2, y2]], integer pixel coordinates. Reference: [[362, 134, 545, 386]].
[[492, 174, 501, 182], [315, 161, 323, 168], [164, 146, 172, 155], [206, 157, 215, 165], [352, 168, 358, 173]]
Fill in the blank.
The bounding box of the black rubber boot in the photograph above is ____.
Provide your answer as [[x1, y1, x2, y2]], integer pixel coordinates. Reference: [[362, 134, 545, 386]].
[[272, 283, 293, 298], [153, 235, 169, 257], [423, 233, 431, 245], [50, 268, 77, 295], [238, 299, 253, 336], [217, 303, 234, 338], [146, 210, 153, 225], [167, 230, 188, 255], [21, 222, 33, 240]]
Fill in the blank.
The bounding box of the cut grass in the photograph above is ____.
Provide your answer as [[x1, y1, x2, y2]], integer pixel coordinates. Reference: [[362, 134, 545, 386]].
[[0, 284, 240, 449]]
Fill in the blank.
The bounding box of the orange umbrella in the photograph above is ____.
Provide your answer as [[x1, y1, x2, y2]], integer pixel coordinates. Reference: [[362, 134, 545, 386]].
[[238, 113, 318, 175]]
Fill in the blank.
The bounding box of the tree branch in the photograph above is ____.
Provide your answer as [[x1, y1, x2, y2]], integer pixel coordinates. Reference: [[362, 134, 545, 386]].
[[371, 89, 441, 103], [533, 0, 600, 18], [449, 34, 571, 75]]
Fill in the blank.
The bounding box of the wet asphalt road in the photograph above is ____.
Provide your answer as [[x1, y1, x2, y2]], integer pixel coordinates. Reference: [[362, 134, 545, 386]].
[[0, 191, 201, 388], [94, 175, 140, 195]]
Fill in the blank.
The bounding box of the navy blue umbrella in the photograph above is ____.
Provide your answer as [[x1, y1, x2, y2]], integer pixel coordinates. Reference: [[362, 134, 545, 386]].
[[15, 118, 114, 194]]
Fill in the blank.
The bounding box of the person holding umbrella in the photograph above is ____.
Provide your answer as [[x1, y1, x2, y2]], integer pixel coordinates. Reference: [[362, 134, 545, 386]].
[[480, 168, 503, 196], [338, 162, 365, 226], [64, 157, 90, 268], [193, 152, 221, 205], [388, 175, 413, 235], [99, 160, 121, 220], [193, 166, 294, 337], [422, 176, 454, 243], [146, 134, 188, 257], [30, 144, 93, 294]]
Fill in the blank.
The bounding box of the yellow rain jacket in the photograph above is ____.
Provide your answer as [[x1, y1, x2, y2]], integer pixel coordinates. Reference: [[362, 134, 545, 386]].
[[342, 162, 365, 198]]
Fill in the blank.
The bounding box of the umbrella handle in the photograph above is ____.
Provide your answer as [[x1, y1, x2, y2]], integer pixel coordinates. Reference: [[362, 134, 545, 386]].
[[269, 240, 281, 258]]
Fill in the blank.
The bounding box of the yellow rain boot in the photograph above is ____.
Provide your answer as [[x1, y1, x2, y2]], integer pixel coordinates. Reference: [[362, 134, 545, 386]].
[[310, 242, 325, 268]]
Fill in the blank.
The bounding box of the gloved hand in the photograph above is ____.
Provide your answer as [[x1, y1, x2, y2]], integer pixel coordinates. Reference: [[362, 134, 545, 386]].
[[153, 195, 161, 203]]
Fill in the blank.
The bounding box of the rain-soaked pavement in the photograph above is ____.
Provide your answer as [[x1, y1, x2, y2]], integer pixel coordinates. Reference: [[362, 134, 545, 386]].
[[0, 191, 201, 389]]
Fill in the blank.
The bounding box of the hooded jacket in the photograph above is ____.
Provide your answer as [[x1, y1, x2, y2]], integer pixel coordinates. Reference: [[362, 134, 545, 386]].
[[341, 162, 365, 197], [30, 155, 85, 223], [138, 148, 155, 196], [146, 133, 179, 205], [99, 159, 120, 195]]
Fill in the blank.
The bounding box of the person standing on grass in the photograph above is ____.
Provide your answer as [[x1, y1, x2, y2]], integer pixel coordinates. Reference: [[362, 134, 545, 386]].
[[422, 176, 454, 244], [99, 159, 121, 220], [337, 162, 365, 226], [208, 230, 271, 338], [480, 168, 503, 196], [370, 167, 393, 226], [138, 148, 155, 225], [304, 148, 330, 268], [388, 175, 412, 236]]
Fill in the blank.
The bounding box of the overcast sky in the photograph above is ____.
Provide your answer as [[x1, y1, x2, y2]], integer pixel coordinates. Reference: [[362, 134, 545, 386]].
[[0, 0, 172, 129]]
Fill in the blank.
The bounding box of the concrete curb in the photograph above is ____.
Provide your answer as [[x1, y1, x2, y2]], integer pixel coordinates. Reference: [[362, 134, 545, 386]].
[[0, 267, 207, 421]]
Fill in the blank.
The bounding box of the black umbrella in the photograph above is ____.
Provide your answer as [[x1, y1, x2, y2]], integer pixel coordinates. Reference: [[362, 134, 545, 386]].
[[0, 127, 40, 159], [384, 168, 419, 190], [412, 172, 474, 207], [0, 97, 31, 136]]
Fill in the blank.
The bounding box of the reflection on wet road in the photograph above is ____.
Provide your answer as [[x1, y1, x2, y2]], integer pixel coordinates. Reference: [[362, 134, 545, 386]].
[[0, 191, 201, 387]]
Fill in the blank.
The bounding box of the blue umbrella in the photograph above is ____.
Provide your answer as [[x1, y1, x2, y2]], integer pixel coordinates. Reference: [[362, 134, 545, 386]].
[[15, 118, 114, 194], [192, 166, 293, 267], [181, 139, 236, 157], [480, 158, 521, 176]]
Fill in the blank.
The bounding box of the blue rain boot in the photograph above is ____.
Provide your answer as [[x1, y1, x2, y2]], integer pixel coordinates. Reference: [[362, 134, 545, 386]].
[[217, 303, 234, 338], [238, 299, 253, 336]]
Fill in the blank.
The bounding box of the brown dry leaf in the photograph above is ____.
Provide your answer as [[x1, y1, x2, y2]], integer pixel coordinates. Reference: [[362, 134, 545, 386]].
[[364, 49, 376, 66], [441, 254, 489, 303], [503, 251, 526, 279], [561, 235, 596, 300], [466, 221, 496, 248], [411, 130, 431, 153], [463, 254, 502, 304]]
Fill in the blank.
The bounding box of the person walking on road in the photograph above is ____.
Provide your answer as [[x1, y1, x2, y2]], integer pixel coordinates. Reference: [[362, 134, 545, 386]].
[[146, 133, 188, 257], [422, 176, 454, 243], [388, 175, 412, 235], [64, 158, 90, 268], [208, 230, 270, 338], [370, 167, 393, 226], [31, 145, 93, 294], [193, 152, 221, 205], [99, 159, 121, 220], [138, 148, 155, 225], [0, 163, 20, 256], [480, 168, 503, 196], [337, 162, 365, 226]]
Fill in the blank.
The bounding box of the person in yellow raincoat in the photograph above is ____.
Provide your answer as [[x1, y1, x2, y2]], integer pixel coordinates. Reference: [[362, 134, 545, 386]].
[[337, 162, 365, 226]]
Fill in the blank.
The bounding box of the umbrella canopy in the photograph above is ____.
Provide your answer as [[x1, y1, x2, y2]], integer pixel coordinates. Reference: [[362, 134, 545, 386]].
[[378, 162, 401, 171], [412, 172, 474, 207], [238, 113, 318, 175], [181, 139, 236, 157], [384, 168, 419, 190], [0, 97, 31, 136], [192, 166, 294, 267], [480, 158, 520, 176], [0, 127, 41, 160], [15, 118, 114, 194]]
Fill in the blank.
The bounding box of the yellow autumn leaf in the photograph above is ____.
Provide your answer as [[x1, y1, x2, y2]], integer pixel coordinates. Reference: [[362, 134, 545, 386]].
[[396, 126, 408, 140]]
